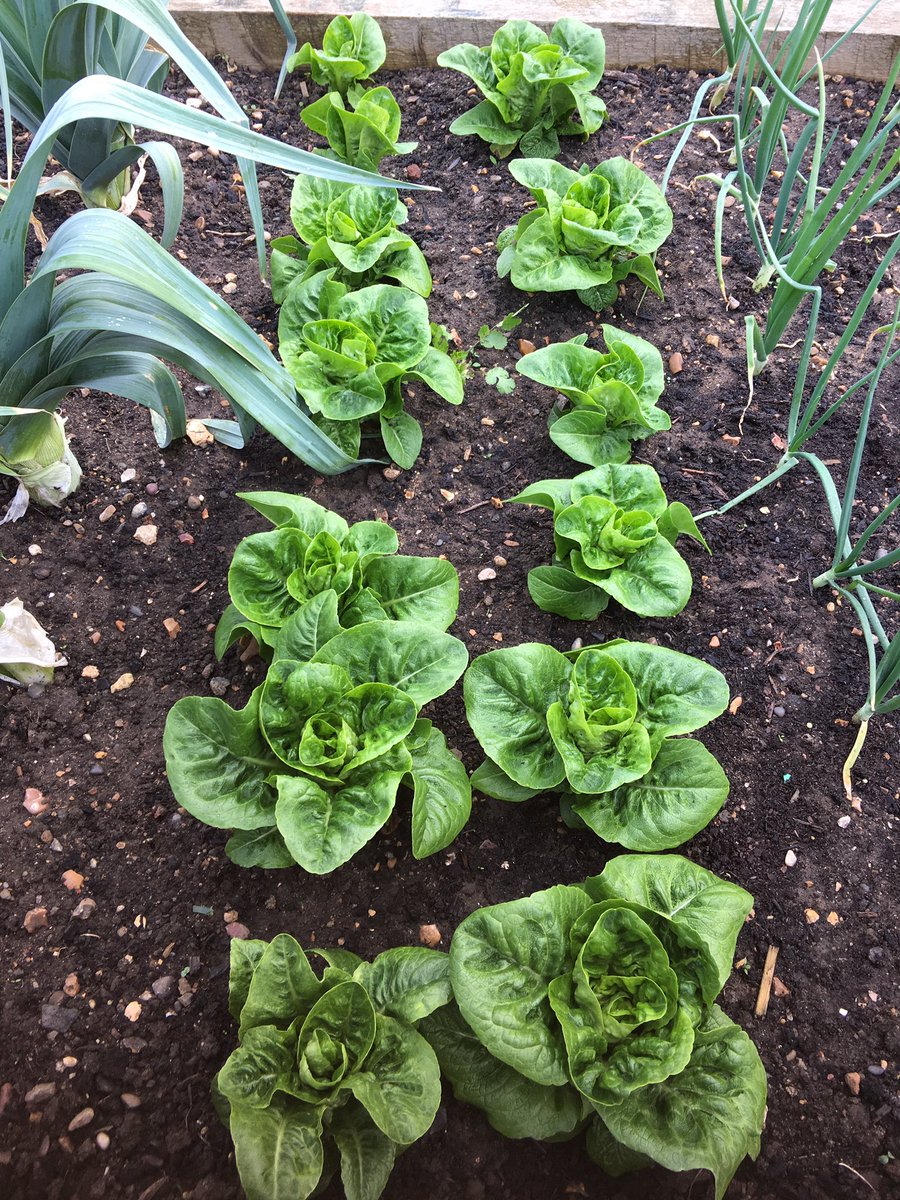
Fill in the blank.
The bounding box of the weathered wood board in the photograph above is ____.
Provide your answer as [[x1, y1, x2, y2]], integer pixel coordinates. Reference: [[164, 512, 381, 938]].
[[169, 0, 899, 81]]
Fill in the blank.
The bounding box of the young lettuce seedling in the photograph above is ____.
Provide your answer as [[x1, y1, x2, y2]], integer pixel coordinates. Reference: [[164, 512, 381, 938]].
[[287, 13, 386, 97], [438, 18, 607, 159], [277, 272, 463, 469], [516, 328, 669, 466], [497, 158, 673, 310], [218, 934, 450, 1200], [165, 619, 470, 873], [422, 854, 766, 1198], [512, 463, 708, 620], [214, 491, 460, 663], [299, 85, 417, 171], [464, 639, 730, 850], [270, 176, 432, 300]]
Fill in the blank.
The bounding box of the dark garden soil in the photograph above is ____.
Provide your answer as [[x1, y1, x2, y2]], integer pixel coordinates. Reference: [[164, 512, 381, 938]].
[[1, 58, 899, 1200]]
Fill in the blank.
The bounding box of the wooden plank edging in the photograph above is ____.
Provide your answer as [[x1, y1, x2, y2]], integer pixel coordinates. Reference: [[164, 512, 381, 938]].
[[168, 0, 899, 82]]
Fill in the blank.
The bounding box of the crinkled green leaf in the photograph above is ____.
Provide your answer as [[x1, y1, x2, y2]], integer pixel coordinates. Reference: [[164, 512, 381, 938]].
[[406, 718, 472, 858], [353, 946, 451, 1023], [463, 643, 570, 790], [348, 1014, 441, 1144], [571, 738, 729, 851], [450, 884, 593, 1085], [421, 1003, 585, 1140], [601, 1007, 766, 1200], [163, 687, 280, 831]]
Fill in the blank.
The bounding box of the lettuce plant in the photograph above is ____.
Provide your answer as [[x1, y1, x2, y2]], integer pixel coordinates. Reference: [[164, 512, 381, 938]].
[[218, 934, 450, 1200], [300, 86, 417, 171], [422, 854, 766, 1198], [497, 159, 673, 310], [164, 621, 470, 872], [288, 13, 386, 97], [214, 491, 459, 662], [437, 19, 607, 159], [277, 272, 463, 468], [512, 463, 707, 619], [516, 328, 669, 467], [270, 176, 431, 301], [464, 639, 730, 850]]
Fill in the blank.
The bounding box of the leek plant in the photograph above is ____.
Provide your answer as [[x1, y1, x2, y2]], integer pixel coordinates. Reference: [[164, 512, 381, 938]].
[[0, 76, 417, 520], [0, 0, 279, 268]]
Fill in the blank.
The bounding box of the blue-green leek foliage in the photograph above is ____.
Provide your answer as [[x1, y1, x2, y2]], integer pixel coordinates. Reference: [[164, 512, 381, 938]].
[[0, 76, 416, 519], [0, 0, 272, 268]]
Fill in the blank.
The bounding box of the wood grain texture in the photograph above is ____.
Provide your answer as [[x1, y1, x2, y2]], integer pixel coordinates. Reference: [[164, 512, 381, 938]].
[[168, 1, 899, 81]]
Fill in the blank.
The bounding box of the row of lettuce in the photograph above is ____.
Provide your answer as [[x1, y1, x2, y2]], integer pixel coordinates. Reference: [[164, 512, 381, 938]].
[[1, 6, 767, 1198], [183, 18, 764, 1199]]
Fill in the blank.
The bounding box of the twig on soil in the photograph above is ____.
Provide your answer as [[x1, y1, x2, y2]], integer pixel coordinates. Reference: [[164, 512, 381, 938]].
[[458, 499, 493, 514], [754, 945, 779, 1017]]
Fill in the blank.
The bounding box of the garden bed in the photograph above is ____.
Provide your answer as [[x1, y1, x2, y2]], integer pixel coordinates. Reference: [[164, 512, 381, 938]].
[[1, 61, 898, 1200]]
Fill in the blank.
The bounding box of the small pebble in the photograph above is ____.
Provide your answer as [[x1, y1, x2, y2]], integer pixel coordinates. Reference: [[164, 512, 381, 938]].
[[25, 1083, 56, 1105], [133, 525, 158, 546], [23, 788, 48, 815], [23, 907, 48, 934], [96, 1132, 110, 1151], [72, 898, 96, 920], [477, 567, 496, 582], [28, 543, 42, 556], [209, 677, 230, 697], [121, 1093, 141, 1109], [151, 976, 175, 998], [146, 482, 159, 495], [226, 922, 250, 940], [419, 924, 442, 947], [131, 502, 148, 520], [784, 850, 797, 868], [773, 705, 785, 717], [163, 618, 181, 639], [845, 1071, 861, 1095], [804, 908, 820, 924], [120, 468, 136, 483], [669, 352, 684, 374], [837, 815, 851, 828], [123, 1001, 142, 1023], [62, 870, 84, 892], [110, 672, 134, 694], [68, 1107, 94, 1132], [187, 495, 203, 510], [98, 505, 117, 523], [406, 163, 422, 179]]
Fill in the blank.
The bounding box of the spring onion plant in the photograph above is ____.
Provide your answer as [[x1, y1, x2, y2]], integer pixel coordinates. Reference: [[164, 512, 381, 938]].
[[804, 304, 900, 800], [0, 77, 416, 518], [643, 0, 896, 377]]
